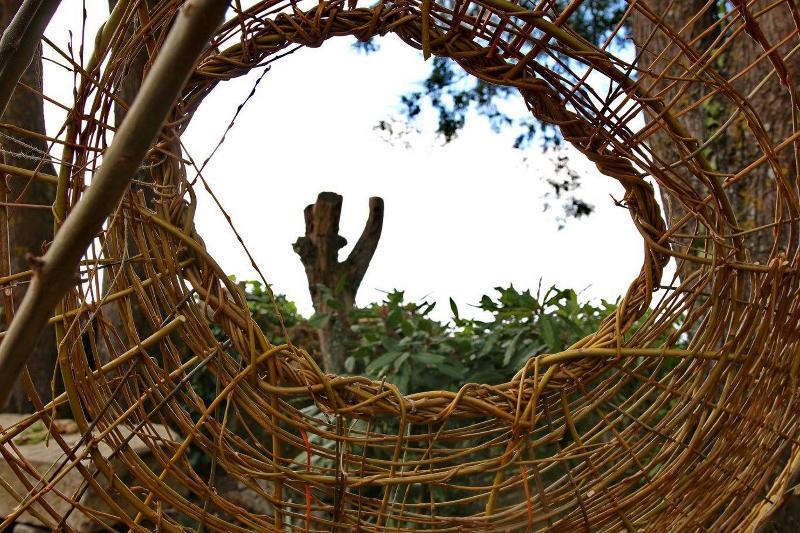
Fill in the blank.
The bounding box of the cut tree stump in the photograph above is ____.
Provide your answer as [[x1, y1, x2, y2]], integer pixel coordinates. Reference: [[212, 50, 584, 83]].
[[293, 192, 383, 374]]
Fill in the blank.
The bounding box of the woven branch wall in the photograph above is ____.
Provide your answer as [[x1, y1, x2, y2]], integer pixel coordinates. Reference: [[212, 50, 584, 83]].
[[1, 0, 799, 530]]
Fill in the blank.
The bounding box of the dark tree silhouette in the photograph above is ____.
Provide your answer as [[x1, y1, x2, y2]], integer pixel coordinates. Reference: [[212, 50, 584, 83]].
[[0, 0, 59, 412]]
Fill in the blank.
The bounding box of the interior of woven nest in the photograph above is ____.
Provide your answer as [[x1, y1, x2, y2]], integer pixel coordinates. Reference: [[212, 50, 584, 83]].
[[3, 0, 800, 531]]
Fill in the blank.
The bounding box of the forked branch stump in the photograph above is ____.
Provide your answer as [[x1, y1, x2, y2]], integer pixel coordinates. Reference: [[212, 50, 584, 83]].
[[293, 192, 383, 373]]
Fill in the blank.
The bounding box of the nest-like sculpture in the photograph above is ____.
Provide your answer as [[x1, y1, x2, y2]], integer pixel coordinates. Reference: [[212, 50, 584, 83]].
[[1, 0, 799, 530]]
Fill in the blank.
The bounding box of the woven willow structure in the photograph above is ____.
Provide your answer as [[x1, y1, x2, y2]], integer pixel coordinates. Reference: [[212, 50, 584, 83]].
[[1, 0, 800, 530]]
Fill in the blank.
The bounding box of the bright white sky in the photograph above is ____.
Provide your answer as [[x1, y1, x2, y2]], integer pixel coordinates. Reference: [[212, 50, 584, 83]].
[[41, 2, 658, 320]]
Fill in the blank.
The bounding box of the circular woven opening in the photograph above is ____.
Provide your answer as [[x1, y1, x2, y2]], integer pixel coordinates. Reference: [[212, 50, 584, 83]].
[[7, 0, 800, 530]]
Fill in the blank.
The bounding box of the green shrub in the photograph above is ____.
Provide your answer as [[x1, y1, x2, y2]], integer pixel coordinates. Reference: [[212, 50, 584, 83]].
[[346, 285, 617, 393]]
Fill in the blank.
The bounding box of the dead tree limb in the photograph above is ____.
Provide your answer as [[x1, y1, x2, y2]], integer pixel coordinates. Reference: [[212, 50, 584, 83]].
[[0, 0, 228, 408], [294, 192, 384, 374]]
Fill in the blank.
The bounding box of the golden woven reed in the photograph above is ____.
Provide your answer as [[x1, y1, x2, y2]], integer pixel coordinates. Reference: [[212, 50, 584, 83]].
[[1, 0, 800, 530]]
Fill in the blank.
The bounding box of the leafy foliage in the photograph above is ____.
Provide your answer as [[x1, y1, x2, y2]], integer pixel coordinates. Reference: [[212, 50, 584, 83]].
[[241, 280, 304, 343], [191, 281, 617, 396], [235, 282, 632, 515], [388, 57, 518, 143], [346, 285, 617, 394], [549, 0, 630, 46], [543, 154, 595, 228], [185, 280, 683, 511]]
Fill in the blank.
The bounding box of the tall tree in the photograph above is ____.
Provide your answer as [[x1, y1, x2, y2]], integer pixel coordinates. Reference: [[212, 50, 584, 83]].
[[0, 0, 59, 412], [631, 0, 796, 264], [632, 1, 798, 526]]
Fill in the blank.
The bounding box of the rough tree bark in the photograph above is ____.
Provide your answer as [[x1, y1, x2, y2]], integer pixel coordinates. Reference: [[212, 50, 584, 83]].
[[293, 192, 383, 374], [632, 0, 798, 264], [632, 1, 800, 526], [0, 0, 229, 407], [0, 0, 59, 412]]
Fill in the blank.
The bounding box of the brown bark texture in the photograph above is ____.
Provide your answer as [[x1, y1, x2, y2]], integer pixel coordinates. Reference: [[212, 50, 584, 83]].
[[633, 1, 800, 526], [0, 0, 230, 408], [633, 0, 799, 264], [294, 192, 383, 374], [0, 0, 58, 413]]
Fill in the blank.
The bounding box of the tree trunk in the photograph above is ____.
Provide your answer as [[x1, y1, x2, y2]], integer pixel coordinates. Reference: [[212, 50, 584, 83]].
[[632, 0, 798, 265], [293, 192, 383, 374], [632, 1, 799, 527], [0, 0, 59, 412]]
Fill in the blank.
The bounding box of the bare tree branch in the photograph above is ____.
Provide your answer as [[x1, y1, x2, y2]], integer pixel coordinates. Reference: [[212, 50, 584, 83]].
[[0, 0, 60, 115], [0, 0, 229, 407], [344, 196, 383, 294]]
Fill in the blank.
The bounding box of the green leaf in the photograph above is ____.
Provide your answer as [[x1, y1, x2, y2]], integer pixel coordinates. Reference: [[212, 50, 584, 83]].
[[418, 318, 433, 334], [449, 297, 460, 321], [382, 337, 401, 352], [513, 343, 545, 368], [503, 330, 524, 366], [479, 332, 498, 357], [411, 352, 446, 365], [445, 338, 472, 354], [393, 352, 411, 371], [437, 363, 465, 380], [308, 312, 331, 329], [387, 307, 402, 329], [366, 351, 402, 374], [396, 366, 411, 393], [479, 294, 496, 311], [539, 314, 558, 352]]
